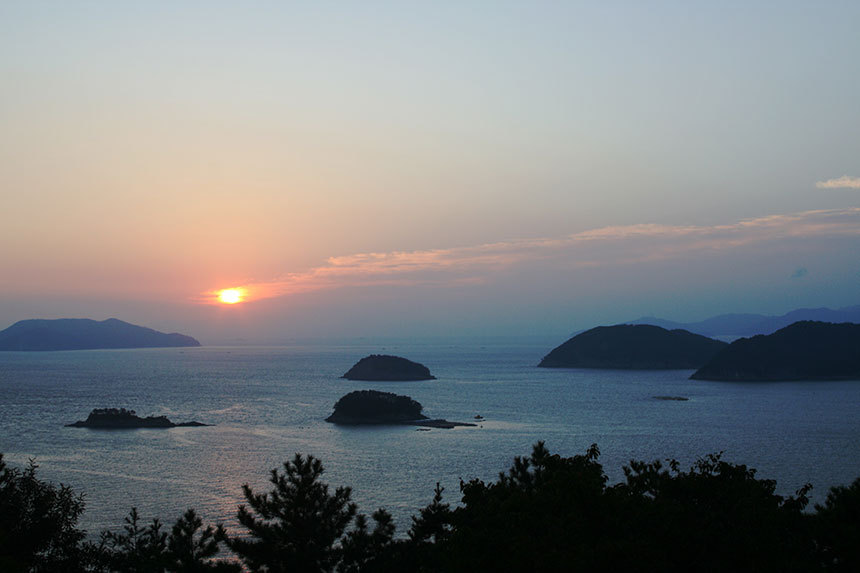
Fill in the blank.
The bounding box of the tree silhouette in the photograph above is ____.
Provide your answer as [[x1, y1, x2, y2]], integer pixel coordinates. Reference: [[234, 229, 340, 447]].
[[0, 454, 87, 572], [613, 452, 815, 571], [338, 509, 396, 572], [98, 508, 169, 572], [166, 509, 239, 572], [395, 482, 453, 572], [5, 445, 860, 571], [814, 477, 860, 571], [227, 453, 357, 572], [442, 441, 609, 571], [96, 507, 238, 572], [429, 442, 818, 571], [408, 483, 451, 545]]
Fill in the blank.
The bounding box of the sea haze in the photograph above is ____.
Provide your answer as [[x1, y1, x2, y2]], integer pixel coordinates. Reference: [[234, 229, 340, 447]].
[[1, 343, 859, 535]]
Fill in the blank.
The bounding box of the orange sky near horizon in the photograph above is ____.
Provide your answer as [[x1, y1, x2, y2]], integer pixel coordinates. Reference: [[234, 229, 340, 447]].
[[1, 3, 859, 342]]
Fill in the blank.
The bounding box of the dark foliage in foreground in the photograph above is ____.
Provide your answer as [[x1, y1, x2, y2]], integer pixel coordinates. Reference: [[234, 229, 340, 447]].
[[227, 453, 358, 571], [93, 507, 239, 572], [2, 445, 860, 571], [0, 454, 87, 572], [444, 444, 815, 571]]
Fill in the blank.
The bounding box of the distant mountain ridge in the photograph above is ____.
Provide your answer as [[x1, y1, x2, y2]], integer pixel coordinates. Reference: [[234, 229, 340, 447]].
[[626, 305, 860, 338], [0, 318, 200, 351]]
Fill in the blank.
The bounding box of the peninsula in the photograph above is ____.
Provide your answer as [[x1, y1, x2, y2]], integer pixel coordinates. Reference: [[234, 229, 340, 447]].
[[0, 318, 200, 351], [325, 390, 475, 429], [691, 321, 860, 381], [539, 324, 727, 369], [66, 408, 209, 429], [342, 355, 436, 381]]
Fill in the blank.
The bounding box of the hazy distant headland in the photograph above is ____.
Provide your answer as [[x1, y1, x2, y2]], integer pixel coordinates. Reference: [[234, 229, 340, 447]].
[[342, 354, 436, 381], [0, 318, 201, 351], [625, 304, 860, 339], [691, 321, 860, 381], [539, 324, 727, 369]]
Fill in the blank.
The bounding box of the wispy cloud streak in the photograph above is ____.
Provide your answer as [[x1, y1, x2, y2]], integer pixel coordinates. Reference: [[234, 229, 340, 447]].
[[816, 176, 860, 189], [203, 208, 860, 304]]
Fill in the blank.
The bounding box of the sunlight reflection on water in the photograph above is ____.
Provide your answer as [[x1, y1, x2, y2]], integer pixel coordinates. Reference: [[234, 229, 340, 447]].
[[0, 345, 859, 536]]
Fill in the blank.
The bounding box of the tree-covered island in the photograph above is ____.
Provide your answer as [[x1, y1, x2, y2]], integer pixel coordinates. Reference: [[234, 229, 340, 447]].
[[342, 355, 436, 381]]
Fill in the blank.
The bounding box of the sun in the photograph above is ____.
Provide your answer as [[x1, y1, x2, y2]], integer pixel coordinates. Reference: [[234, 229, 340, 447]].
[[218, 288, 243, 304]]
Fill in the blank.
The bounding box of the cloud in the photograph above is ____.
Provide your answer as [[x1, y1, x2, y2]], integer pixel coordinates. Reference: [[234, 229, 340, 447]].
[[816, 176, 860, 189], [791, 267, 808, 279], [201, 207, 860, 304]]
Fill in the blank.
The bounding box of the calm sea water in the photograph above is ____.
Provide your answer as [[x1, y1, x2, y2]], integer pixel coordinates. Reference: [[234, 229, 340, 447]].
[[1, 343, 859, 536]]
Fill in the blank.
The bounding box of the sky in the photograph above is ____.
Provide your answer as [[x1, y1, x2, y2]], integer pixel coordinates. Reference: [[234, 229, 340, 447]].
[[1, 1, 859, 344]]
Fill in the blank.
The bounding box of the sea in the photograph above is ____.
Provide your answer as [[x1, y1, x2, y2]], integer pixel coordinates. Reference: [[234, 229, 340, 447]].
[[1, 342, 859, 537]]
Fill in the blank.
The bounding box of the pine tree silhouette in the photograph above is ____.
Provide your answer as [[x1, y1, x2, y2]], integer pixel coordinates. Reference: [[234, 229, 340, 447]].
[[228, 454, 356, 572]]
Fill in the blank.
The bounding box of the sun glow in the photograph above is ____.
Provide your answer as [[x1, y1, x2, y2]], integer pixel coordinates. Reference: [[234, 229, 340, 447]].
[[218, 288, 244, 304]]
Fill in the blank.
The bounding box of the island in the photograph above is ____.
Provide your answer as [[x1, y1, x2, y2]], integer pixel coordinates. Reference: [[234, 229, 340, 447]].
[[66, 408, 209, 429], [690, 321, 860, 381], [538, 324, 727, 369], [0, 318, 201, 351], [342, 354, 436, 381], [325, 390, 475, 429]]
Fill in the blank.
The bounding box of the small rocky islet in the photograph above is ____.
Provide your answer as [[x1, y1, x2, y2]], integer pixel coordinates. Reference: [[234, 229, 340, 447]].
[[66, 408, 209, 429], [342, 354, 435, 381], [326, 390, 475, 429]]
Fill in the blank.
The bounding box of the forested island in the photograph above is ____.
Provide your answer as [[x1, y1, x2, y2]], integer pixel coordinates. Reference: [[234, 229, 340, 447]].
[[342, 355, 435, 381], [691, 321, 860, 381], [0, 318, 200, 351], [539, 324, 726, 369], [326, 390, 425, 424], [3, 443, 860, 571], [326, 390, 474, 428], [66, 408, 209, 429]]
